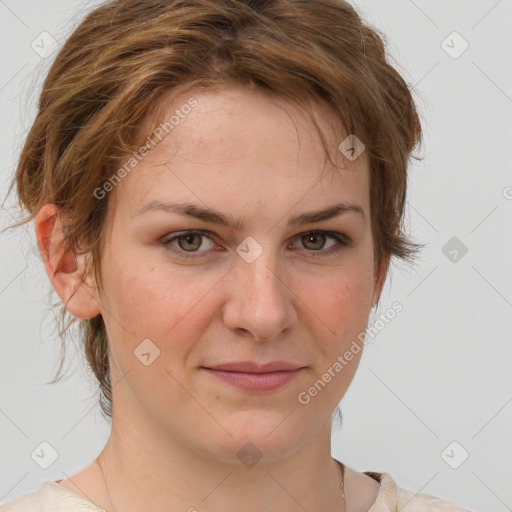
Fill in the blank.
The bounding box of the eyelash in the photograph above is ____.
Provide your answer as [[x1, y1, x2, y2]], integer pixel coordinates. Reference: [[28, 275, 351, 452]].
[[160, 229, 352, 260]]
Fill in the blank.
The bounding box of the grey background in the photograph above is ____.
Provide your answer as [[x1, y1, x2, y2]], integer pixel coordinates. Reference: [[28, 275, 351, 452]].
[[0, 1, 510, 511]]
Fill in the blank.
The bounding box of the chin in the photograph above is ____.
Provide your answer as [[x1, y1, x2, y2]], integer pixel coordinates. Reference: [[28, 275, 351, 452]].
[[190, 409, 313, 467]]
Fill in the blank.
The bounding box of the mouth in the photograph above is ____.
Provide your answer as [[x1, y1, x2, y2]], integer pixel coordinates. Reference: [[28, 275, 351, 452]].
[[200, 362, 306, 392]]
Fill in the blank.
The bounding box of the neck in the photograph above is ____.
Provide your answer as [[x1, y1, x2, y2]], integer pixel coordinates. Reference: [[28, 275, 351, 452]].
[[95, 406, 345, 512]]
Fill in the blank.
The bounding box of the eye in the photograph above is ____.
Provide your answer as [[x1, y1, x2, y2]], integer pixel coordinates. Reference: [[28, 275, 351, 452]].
[[160, 229, 351, 260], [161, 230, 217, 258], [290, 230, 351, 257]]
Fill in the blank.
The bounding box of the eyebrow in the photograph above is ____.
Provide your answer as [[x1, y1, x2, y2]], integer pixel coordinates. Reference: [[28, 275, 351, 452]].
[[133, 201, 365, 229]]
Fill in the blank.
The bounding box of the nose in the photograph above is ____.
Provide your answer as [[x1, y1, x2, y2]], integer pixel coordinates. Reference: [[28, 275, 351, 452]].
[[222, 252, 298, 341]]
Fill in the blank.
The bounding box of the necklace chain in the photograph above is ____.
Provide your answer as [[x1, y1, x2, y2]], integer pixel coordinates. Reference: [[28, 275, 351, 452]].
[[336, 459, 347, 510], [96, 457, 346, 512]]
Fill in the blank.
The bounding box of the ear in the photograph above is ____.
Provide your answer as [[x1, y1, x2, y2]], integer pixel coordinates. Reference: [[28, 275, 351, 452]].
[[34, 203, 102, 319], [370, 252, 391, 308]]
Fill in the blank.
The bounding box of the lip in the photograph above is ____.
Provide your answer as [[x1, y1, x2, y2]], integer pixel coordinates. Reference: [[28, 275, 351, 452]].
[[204, 361, 303, 373], [201, 361, 306, 392], [201, 368, 304, 392]]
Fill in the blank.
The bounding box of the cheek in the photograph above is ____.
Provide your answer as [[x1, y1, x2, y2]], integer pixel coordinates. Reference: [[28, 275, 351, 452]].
[[293, 263, 373, 341], [102, 247, 220, 339], [97, 253, 220, 403], [292, 269, 371, 406]]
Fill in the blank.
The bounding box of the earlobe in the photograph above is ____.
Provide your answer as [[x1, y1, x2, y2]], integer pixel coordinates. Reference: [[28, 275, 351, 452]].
[[34, 203, 102, 320]]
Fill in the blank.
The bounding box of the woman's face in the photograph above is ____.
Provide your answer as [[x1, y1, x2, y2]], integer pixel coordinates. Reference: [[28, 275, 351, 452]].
[[92, 85, 387, 463]]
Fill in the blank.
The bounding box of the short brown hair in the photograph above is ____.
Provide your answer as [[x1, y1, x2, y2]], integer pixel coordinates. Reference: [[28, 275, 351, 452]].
[[4, 0, 424, 419]]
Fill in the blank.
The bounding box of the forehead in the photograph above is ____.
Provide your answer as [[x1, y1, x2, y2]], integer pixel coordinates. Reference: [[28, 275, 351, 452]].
[[110, 85, 370, 224]]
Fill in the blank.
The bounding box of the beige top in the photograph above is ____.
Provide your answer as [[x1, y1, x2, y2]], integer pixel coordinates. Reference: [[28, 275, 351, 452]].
[[0, 471, 471, 512]]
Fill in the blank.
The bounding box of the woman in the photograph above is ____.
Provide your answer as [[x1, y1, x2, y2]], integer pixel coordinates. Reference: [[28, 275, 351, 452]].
[[2, 0, 470, 510]]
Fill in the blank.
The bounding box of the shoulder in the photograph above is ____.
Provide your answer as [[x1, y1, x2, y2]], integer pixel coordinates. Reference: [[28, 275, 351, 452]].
[[1, 485, 42, 512], [364, 471, 472, 511], [0, 481, 104, 512]]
